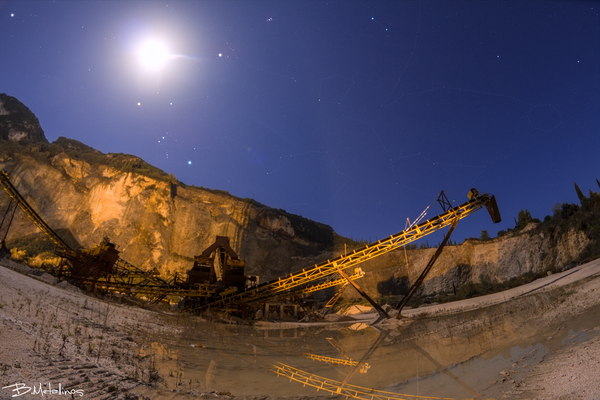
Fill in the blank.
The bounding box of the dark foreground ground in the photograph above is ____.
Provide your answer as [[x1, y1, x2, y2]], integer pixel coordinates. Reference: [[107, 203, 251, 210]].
[[1, 257, 599, 399]]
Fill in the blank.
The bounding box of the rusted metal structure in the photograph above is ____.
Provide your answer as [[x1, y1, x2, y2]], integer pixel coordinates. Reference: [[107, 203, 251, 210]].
[[0, 170, 173, 298], [185, 236, 255, 292], [0, 198, 18, 258]]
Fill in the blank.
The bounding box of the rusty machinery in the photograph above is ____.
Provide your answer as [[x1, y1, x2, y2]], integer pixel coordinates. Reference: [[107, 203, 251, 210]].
[[186, 236, 255, 292], [1, 169, 501, 317], [0, 170, 189, 300]]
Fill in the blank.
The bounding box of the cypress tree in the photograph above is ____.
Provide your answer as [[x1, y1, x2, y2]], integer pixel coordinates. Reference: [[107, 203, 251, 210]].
[[574, 181, 586, 205]]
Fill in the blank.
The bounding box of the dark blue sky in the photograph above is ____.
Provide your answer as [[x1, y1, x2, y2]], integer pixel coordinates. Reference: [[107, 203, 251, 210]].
[[1, 1, 599, 244]]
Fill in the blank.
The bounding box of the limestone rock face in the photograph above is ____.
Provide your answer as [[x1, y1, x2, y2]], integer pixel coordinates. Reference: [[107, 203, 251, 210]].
[[2, 149, 594, 297], [0, 153, 333, 281], [340, 223, 591, 300]]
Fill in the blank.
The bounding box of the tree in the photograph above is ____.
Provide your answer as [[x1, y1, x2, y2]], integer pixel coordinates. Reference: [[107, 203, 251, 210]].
[[480, 230, 490, 241], [514, 209, 539, 230], [574, 181, 586, 206], [553, 202, 579, 220]]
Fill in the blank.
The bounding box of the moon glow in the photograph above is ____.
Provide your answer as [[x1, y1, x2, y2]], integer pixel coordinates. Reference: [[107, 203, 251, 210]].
[[137, 39, 170, 71]]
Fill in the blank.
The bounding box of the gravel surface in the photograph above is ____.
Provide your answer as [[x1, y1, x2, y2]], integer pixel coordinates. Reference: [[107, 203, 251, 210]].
[[1, 257, 600, 399]]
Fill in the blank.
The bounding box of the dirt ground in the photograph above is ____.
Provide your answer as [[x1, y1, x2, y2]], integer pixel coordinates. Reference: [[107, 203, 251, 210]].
[[477, 263, 600, 399], [1, 257, 599, 399], [0, 258, 174, 400]]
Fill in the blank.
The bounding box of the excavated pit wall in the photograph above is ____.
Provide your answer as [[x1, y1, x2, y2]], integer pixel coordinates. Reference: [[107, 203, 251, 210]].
[[338, 224, 590, 299], [1, 94, 595, 302], [0, 154, 332, 281]]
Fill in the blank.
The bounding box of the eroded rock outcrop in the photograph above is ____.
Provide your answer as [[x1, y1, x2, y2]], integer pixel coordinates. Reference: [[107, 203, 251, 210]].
[[339, 222, 592, 300]]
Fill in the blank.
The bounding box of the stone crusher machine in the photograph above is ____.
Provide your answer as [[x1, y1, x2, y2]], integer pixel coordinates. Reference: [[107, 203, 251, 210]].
[[177, 236, 257, 307], [187, 236, 253, 291]]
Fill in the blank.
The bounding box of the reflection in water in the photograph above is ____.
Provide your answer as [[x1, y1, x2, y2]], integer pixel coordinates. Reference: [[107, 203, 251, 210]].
[[407, 342, 480, 398], [339, 328, 390, 389], [304, 353, 361, 367], [205, 360, 216, 391], [135, 287, 600, 399], [270, 362, 466, 400]]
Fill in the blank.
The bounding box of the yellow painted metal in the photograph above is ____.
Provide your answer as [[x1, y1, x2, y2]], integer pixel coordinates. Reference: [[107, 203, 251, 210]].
[[301, 268, 364, 294], [323, 281, 349, 309], [270, 363, 472, 400], [304, 353, 359, 367], [225, 270, 366, 312], [205, 192, 494, 309]]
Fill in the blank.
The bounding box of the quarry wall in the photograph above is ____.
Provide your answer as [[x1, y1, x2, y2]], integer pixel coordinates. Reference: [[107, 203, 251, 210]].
[[1, 93, 596, 303], [337, 223, 590, 300], [0, 153, 333, 280]]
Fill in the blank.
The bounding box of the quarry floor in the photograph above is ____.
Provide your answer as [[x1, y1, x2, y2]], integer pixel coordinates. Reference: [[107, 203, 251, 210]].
[[0, 257, 599, 399]]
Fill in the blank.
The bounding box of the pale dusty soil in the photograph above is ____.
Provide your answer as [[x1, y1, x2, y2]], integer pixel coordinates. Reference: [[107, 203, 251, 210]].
[[514, 334, 600, 399], [0, 259, 332, 400], [1, 257, 600, 399], [477, 262, 600, 399], [0, 258, 177, 400]]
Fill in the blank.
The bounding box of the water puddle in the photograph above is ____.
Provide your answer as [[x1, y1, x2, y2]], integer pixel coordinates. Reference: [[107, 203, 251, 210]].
[[133, 289, 600, 399]]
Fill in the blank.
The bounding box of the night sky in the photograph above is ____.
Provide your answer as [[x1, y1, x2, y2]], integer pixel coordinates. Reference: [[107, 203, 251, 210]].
[[1, 1, 598, 244]]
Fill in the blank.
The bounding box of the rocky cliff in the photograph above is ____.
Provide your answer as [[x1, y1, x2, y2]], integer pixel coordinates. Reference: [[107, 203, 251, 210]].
[[0, 93, 342, 280], [337, 221, 595, 302], [0, 94, 47, 144], [1, 93, 599, 300]]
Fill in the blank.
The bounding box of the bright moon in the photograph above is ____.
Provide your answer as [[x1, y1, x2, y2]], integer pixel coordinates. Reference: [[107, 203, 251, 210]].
[[137, 39, 170, 71]]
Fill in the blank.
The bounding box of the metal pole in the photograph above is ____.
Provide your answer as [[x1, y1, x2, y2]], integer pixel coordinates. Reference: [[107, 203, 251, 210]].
[[395, 216, 459, 318], [335, 263, 389, 319]]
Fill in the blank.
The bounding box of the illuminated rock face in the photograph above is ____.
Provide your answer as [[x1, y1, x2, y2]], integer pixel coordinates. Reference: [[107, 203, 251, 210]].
[[1, 149, 593, 294], [0, 96, 332, 280], [0, 154, 339, 279], [336, 226, 591, 300]]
